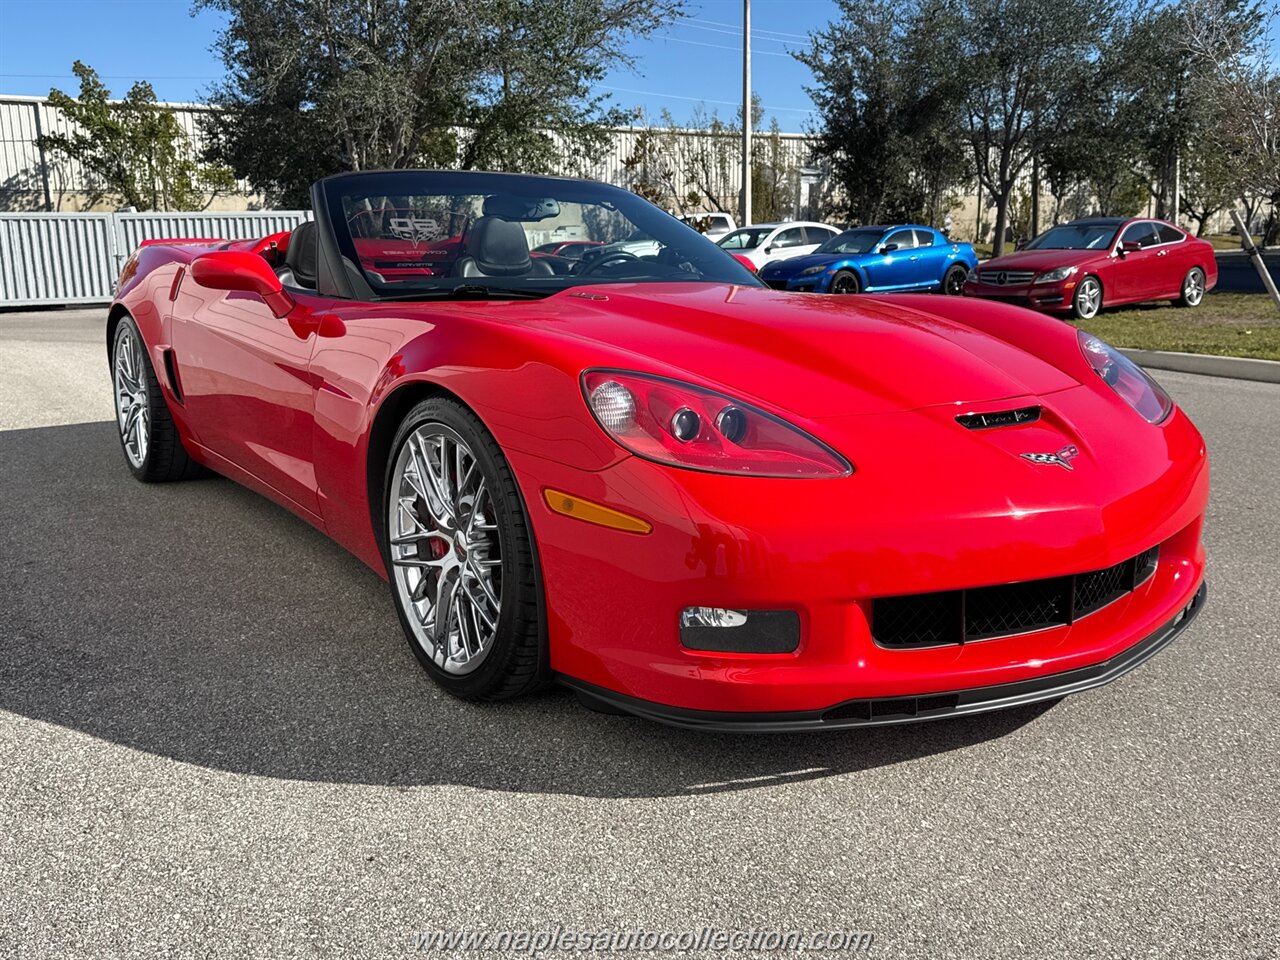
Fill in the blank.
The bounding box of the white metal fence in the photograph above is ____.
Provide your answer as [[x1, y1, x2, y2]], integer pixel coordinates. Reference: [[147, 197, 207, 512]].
[[0, 210, 311, 306]]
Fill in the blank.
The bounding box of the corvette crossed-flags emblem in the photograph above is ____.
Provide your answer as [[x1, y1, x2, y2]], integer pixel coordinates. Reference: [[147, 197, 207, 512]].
[[1020, 445, 1081, 471]]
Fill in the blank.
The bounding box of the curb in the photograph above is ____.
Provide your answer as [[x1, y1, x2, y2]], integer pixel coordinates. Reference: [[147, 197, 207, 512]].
[[1121, 347, 1280, 384]]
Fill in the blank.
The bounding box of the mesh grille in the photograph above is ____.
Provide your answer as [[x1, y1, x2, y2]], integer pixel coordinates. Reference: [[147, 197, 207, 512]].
[[1074, 563, 1130, 617], [872, 592, 961, 648], [872, 547, 1160, 648], [966, 576, 1071, 639]]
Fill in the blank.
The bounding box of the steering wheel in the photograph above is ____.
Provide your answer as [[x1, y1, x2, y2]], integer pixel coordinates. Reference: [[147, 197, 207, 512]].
[[577, 251, 640, 276]]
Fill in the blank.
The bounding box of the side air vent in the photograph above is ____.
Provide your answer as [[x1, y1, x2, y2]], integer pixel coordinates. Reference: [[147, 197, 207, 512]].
[[162, 348, 184, 404], [955, 406, 1041, 430]]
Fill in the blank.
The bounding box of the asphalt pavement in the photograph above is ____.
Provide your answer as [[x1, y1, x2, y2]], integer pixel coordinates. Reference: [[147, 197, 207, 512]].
[[1, 309, 1277, 959]]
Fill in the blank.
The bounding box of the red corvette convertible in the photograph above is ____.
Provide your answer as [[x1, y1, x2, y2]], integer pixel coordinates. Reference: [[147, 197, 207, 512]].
[[964, 217, 1218, 320], [107, 171, 1207, 730]]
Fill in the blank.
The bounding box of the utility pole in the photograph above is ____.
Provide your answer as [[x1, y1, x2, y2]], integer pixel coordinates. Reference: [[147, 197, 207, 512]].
[[1172, 150, 1180, 225], [741, 0, 752, 227]]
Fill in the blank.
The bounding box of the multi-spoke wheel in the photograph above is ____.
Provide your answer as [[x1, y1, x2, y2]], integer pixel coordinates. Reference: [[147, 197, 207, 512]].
[[1072, 276, 1102, 320], [114, 323, 150, 468], [385, 398, 544, 699], [1177, 267, 1206, 308], [110, 315, 202, 482], [942, 264, 968, 296]]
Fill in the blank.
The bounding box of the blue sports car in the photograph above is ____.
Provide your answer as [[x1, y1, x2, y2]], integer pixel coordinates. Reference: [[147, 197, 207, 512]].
[[758, 224, 979, 295]]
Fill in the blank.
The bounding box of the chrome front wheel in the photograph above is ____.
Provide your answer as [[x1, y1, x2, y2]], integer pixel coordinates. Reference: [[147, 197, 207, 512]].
[[384, 399, 545, 700], [388, 424, 503, 676]]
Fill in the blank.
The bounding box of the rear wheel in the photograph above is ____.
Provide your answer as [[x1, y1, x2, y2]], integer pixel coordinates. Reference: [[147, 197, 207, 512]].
[[830, 269, 860, 295], [1071, 276, 1102, 320], [384, 398, 544, 700], [1177, 267, 1206, 307], [942, 264, 968, 296], [111, 316, 202, 482]]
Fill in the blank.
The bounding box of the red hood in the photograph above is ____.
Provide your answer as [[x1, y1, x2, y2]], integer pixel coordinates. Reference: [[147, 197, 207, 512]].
[[489, 283, 1081, 418], [980, 248, 1111, 271]]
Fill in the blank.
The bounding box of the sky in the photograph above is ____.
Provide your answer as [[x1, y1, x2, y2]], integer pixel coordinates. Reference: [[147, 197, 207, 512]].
[[0, 0, 835, 131]]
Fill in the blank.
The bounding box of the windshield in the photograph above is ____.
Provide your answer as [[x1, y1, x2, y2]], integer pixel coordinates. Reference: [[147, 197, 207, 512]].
[[1024, 223, 1119, 250], [322, 171, 758, 299], [816, 230, 884, 255], [718, 228, 774, 250]]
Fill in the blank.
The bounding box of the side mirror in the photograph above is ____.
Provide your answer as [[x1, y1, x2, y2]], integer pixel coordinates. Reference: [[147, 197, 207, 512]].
[[190, 251, 294, 318], [879, 243, 899, 254], [764, 245, 775, 254], [1120, 240, 1141, 255]]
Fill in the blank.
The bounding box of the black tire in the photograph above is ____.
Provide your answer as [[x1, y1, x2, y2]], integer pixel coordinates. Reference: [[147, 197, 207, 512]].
[[830, 269, 860, 295], [383, 397, 545, 701], [111, 315, 203, 483], [1071, 275, 1103, 320], [942, 264, 968, 296], [1177, 267, 1206, 308]]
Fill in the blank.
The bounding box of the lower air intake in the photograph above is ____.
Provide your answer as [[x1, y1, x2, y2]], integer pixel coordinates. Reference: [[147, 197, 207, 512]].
[[872, 546, 1160, 648]]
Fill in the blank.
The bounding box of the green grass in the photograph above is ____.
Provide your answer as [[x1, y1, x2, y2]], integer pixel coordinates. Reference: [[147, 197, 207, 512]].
[[1075, 293, 1280, 361], [1204, 233, 1262, 252]]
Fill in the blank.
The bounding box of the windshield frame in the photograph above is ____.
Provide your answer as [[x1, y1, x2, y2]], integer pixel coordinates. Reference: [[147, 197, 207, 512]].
[[314, 170, 762, 301]]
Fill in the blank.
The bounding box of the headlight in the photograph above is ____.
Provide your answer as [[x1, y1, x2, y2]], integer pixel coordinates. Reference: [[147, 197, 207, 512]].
[[799, 264, 827, 276], [1077, 331, 1173, 424], [1034, 266, 1078, 283], [583, 370, 852, 477]]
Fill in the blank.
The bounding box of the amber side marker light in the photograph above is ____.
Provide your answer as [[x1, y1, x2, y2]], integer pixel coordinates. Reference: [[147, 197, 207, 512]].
[[543, 489, 653, 534]]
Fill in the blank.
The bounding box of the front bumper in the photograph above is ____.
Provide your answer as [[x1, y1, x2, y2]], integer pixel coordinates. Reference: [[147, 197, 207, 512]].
[[762, 273, 830, 293], [512, 390, 1209, 718], [561, 583, 1205, 730], [964, 279, 1071, 313]]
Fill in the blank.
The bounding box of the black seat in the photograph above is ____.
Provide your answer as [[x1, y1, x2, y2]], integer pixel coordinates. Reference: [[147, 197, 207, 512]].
[[279, 220, 318, 289], [453, 217, 552, 278]]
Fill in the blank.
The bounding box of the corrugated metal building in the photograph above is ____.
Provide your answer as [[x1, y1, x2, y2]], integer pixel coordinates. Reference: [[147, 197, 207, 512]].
[[0, 93, 819, 214]]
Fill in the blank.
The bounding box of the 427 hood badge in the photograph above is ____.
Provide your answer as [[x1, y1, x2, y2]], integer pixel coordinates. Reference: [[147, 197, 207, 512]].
[[1021, 445, 1080, 471]]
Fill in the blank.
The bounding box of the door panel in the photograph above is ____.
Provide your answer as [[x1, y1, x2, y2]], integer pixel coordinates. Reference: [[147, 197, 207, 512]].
[[1112, 222, 1163, 301], [171, 285, 322, 514], [911, 229, 944, 287], [863, 229, 917, 290], [1155, 224, 1193, 296]]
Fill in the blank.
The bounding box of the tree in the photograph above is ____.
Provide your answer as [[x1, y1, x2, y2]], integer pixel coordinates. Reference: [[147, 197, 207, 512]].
[[199, 0, 682, 207], [1183, 0, 1278, 241], [36, 61, 235, 211], [796, 0, 968, 226], [942, 0, 1113, 256], [1180, 141, 1239, 235]]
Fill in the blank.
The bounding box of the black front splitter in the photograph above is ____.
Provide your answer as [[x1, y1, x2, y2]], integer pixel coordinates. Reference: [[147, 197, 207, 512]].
[[557, 583, 1207, 733]]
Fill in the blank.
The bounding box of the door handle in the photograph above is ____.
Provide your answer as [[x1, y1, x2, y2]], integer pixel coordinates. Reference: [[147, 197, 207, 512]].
[[1156, 250, 1167, 256], [910, 255, 920, 261]]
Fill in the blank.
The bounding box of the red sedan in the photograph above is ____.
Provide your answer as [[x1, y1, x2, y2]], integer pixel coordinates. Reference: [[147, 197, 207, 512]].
[[106, 171, 1207, 730], [964, 217, 1218, 320]]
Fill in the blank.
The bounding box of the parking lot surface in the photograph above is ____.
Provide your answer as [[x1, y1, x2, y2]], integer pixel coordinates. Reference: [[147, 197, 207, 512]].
[[1, 309, 1276, 959]]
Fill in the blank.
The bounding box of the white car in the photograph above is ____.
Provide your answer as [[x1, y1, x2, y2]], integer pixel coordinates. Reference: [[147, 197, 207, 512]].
[[678, 212, 737, 240], [716, 221, 841, 270]]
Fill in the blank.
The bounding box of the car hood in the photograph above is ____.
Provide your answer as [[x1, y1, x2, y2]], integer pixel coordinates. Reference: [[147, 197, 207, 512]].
[[759, 253, 842, 276], [980, 248, 1109, 271], [511, 283, 1080, 417]]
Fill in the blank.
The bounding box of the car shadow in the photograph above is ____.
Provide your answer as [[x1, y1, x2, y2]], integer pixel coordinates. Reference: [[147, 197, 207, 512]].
[[0, 421, 1054, 798]]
